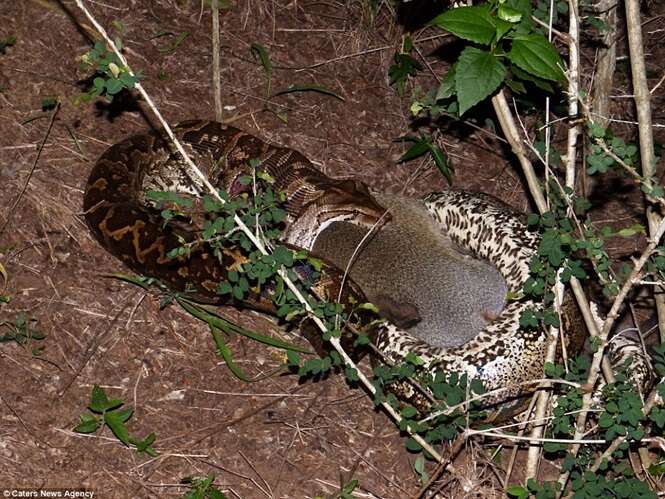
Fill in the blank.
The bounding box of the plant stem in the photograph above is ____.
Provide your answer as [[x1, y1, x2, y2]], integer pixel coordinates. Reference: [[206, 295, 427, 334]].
[[624, 0, 665, 344], [211, 0, 223, 122]]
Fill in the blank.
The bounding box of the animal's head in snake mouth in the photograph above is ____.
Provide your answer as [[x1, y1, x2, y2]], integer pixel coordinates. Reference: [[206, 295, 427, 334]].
[[280, 177, 391, 248]]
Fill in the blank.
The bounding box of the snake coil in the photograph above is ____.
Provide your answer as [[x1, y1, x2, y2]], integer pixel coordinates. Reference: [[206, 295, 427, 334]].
[[84, 120, 599, 415]]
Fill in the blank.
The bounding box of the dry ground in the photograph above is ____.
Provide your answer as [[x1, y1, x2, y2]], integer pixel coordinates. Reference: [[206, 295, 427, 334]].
[[1, 0, 664, 498]]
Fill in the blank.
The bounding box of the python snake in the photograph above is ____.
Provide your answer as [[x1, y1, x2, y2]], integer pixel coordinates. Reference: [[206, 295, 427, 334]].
[[83, 120, 597, 414]]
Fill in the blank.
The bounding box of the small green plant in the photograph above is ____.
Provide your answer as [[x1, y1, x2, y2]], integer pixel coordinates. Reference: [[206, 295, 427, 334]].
[[156, 31, 190, 54], [504, 352, 665, 499], [396, 133, 452, 184], [41, 95, 59, 112], [372, 361, 487, 453], [251, 42, 273, 97], [334, 479, 359, 499], [78, 40, 140, 102], [406, 0, 564, 119], [389, 35, 422, 97], [413, 454, 430, 484], [75, 385, 157, 457], [250, 42, 344, 110], [0, 312, 46, 355], [0, 35, 16, 54], [181, 475, 226, 499]]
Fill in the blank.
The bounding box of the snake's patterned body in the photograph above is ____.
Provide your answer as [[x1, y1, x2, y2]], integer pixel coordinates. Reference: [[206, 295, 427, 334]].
[[84, 120, 586, 412], [84, 120, 387, 317]]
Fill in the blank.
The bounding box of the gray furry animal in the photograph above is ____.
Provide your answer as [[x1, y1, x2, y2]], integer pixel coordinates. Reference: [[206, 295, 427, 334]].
[[311, 193, 508, 348]]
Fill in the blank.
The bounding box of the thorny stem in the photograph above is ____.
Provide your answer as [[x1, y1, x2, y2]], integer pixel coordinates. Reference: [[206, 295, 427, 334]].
[[74, 0, 445, 463]]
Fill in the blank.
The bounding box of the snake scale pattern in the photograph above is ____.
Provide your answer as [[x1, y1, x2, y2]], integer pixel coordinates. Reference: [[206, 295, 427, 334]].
[[84, 119, 586, 413]]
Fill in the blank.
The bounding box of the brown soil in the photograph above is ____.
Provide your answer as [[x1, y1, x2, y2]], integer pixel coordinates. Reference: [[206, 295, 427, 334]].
[[0, 1, 664, 498]]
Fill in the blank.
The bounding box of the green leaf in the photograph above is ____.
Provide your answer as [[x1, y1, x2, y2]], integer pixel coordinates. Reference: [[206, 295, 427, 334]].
[[89, 385, 123, 413], [510, 66, 554, 94], [272, 245, 294, 266], [617, 224, 645, 237], [119, 72, 138, 88], [157, 32, 190, 54], [93, 77, 105, 90], [505, 79, 526, 94], [494, 17, 514, 42], [428, 142, 452, 184], [115, 408, 133, 423], [470, 378, 485, 394], [272, 84, 345, 101], [357, 302, 379, 313], [105, 273, 155, 291], [105, 78, 124, 95], [498, 5, 523, 23], [400, 406, 418, 418], [286, 350, 300, 367], [587, 121, 607, 139], [232, 284, 244, 300], [389, 52, 423, 96], [251, 42, 272, 79], [133, 432, 158, 457], [405, 437, 422, 452], [353, 334, 370, 347], [429, 6, 496, 45], [398, 137, 429, 162], [177, 298, 311, 353], [251, 42, 273, 96], [455, 47, 506, 115], [520, 309, 539, 328], [209, 325, 250, 381], [217, 281, 233, 295], [436, 66, 456, 100], [74, 414, 101, 434], [345, 367, 359, 382], [506, 485, 529, 499], [104, 410, 132, 446], [508, 34, 565, 82], [414, 455, 427, 476]]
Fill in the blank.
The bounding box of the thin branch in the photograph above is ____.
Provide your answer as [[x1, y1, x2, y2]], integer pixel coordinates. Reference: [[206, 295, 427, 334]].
[[211, 0, 223, 122], [0, 102, 60, 237], [491, 90, 548, 213], [565, 0, 581, 191], [625, 0, 665, 345], [590, 0, 617, 131]]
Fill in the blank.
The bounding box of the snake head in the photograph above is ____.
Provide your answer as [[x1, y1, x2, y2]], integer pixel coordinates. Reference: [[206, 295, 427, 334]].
[[281, 177, 391, 248], [313, 178, 391, 229]]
